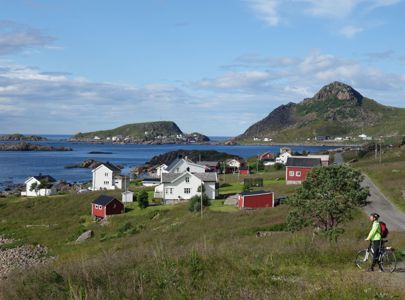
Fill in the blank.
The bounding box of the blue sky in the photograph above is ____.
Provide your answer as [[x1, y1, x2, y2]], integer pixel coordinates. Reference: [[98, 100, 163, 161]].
[[0, 0, 404, 136]]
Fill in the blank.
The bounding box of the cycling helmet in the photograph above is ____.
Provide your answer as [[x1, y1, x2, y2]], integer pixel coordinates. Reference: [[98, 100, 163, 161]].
[[370, 213, 380, 219]]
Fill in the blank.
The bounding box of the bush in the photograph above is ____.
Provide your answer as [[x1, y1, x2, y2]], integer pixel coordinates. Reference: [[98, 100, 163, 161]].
[[138, 190, 149, 209], [274, 163, 284, 170], [188, 194, 210, 212]]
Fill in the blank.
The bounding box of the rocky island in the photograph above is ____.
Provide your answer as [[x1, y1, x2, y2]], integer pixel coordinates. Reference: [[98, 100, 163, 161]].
[[0, 142, 72, 151], [69, 121, 211, 144], [0, 134, 48, 141]]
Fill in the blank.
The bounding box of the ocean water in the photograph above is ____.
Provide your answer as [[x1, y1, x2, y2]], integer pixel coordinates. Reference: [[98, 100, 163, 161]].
[[0, 135, 333, 188]]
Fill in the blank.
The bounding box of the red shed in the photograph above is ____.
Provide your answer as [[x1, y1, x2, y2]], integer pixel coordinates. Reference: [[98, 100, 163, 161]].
[[285, 157, 321, 185], [239, 167, 250, 175], [92, 195, 124, 219], [238, 190, 274, 209], [259, 152, 274, 161]]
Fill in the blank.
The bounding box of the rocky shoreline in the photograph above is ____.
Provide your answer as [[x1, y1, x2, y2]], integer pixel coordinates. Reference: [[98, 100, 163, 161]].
[[0, 142, 72, 151], [0, 237, 51, 278]]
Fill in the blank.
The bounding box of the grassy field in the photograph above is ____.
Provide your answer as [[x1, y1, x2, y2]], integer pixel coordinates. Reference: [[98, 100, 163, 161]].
[[0, 190, 405, 299], [343, 145, 405, 213]]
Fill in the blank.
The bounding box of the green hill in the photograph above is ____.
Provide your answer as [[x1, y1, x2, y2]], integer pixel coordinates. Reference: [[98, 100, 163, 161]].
[[73, 121, 183, 140], [236, 82, 405, 143], [0, 191, 404, 299]]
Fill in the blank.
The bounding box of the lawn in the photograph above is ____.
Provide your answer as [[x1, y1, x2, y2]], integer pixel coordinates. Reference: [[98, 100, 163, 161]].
[[344, 146, 405, 213]]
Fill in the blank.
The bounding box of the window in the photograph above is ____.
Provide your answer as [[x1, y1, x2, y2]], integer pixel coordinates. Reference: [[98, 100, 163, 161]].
[[165, 188, 169, 194], [105, 173, 108, 177], [104, 181, 109, 185], [289, 171, 294, 177], [185, 177, 190, 183], [184, 188, 191, 194], [170, 188, 173, 194], [296, 171, 301, 176]]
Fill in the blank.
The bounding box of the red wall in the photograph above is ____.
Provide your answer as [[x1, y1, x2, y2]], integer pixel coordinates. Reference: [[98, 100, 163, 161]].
[[240, 169, 249, 175], [286, 166, 313, 183], [238, 193, 274, 209], [92, 204, 106, 218], [106, 200, 124, 215]]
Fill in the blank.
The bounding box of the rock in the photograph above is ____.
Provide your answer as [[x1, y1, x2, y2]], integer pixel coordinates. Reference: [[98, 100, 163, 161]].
[[0, 134, 47, 141], [75, 230, 93, 243], [0, 142, 71, 151]]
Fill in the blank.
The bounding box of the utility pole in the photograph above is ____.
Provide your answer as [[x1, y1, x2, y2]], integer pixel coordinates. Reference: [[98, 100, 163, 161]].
[[200, 180, 203, 218], [375, 141, 378, 160]]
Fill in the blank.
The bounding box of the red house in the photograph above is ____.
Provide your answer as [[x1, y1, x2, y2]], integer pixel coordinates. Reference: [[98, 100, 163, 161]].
[[238, 190, 275, 209], [92, 195, 124, 219], [285, 157, 322, 185], [258, 152, 274, 161]]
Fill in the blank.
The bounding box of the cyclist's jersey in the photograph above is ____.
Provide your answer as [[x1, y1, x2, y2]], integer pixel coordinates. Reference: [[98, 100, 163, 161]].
[[366, 220, 382, 241]]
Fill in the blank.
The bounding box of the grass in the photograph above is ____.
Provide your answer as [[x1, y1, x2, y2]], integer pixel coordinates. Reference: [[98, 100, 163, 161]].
[[0, 174, 405, 298], [344, 146, 405, 213]]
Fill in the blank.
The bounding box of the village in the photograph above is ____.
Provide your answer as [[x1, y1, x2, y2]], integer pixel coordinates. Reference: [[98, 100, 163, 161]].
[[19, 147, 332, 220]]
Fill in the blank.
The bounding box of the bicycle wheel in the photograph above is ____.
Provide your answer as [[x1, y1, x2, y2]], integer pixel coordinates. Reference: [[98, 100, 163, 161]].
[[355, 249, 372, 269], [381, 250, 397, 273]]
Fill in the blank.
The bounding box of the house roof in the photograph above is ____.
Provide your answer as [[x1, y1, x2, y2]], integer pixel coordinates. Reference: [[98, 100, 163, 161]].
[[240, 190, 273, 196], [161, 172, 217, 183], [93, 162, 121, 172], [32, 175, 56, 183], [92, 195, 119, 206], [286, 157, 322, 167], [142, 177, 161, 182], [198, 161, 219, 167], [165, 158, 205, 172]]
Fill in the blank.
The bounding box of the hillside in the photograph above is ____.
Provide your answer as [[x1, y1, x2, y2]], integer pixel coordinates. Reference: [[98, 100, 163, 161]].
[[236, 81, 405, 143], [0, 134, 47, 141], [0, 188, 404, 298], [71, 121, 210, 143]]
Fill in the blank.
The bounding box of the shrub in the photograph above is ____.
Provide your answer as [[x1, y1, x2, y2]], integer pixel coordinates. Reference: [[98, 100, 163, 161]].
[[138, 190, 149, 209], [274, 163, 284, 170], [188, 194, 210, 212]]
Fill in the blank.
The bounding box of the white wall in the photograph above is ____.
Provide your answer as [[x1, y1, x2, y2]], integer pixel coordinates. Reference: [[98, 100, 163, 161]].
[[92, 165, 116, 190], [23, 177, 56, 197]]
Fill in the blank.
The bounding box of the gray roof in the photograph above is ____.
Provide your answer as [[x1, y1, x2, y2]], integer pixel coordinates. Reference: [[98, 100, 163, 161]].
[[286, 157, 322, 167], [99, 162, 121, 172], [194, 172, 217, 182], [33, 175, 56, 182], [161, 172, 217, 183], [199, 161, 219, 167]]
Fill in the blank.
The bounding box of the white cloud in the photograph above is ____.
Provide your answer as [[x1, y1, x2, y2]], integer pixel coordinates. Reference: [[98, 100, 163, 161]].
[[301, 0, 361, 18], [245, 0, 280, 26], [195, 71, 273, 90], [0, 20, 53, 55], [338, 25, 364, 38]]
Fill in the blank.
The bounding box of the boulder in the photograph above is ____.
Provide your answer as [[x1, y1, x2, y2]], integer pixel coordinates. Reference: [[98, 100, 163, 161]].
[[75, 230, 93, 243]]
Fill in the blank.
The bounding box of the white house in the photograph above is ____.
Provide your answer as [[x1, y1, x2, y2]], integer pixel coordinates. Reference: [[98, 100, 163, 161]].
[[225, 159, 241, 169], [275, 152, 292, 165], [92, 163, 127, 191], [164, 157, 206, 174], [21, 175, 57, 197], [154, 172, 217, 204]]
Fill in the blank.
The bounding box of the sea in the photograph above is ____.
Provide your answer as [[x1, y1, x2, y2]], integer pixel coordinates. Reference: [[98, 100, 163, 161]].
[[0, 135, 335, 189]]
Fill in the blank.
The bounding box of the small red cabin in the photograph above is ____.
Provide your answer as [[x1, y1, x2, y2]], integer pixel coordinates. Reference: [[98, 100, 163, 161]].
[[285, 157, 322, 184], [259, 152, 274, 161], [92, 195, 124, 219], [238, 190, 274, 209], [239, 168, 250, 175]]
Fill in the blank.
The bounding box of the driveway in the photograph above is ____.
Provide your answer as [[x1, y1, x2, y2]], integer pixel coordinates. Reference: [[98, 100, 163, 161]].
[[335, 153, 405, 232]]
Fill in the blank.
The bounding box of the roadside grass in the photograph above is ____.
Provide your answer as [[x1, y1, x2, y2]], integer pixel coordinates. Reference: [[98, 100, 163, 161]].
[[0, 196, 404, 299], [345, 146, 405, 213]]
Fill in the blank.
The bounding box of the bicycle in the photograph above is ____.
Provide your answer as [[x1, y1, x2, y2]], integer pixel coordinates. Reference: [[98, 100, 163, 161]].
[[355, 240, 397, 272]]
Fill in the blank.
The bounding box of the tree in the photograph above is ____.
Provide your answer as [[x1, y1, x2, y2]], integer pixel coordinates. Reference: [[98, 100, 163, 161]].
[[138, 190, 149, 209], [188, 194, 210, 212], [30, 182, 39, 196], [286, 165, 369, 241]]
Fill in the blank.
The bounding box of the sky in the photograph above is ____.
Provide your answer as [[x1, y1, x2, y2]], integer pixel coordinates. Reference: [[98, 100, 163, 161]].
[[0, 0, 404, 136]]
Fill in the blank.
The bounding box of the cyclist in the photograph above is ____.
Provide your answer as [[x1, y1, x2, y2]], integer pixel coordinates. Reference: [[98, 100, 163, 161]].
[[365, 212, 383, 272]]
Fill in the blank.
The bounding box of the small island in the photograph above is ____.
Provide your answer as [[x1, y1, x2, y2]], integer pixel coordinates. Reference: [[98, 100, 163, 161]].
[[0, 134, 48, 141], [0, 142, 72, 151]]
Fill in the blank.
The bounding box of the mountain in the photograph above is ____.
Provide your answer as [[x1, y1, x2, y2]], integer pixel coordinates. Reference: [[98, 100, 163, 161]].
[[235, 81, 405, 143], [71, 121, 210, 143]]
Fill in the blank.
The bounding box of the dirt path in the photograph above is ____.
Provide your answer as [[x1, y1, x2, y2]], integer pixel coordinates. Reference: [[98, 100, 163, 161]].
[[335, 153, 405, 232]]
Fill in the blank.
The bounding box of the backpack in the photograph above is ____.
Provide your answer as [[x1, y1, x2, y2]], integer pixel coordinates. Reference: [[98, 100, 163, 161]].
[[380, 221, 389, 238]]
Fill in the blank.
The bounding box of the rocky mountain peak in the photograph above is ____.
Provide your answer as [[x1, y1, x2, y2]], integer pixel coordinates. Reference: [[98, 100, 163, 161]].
[[312, 81, 363, 104]]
